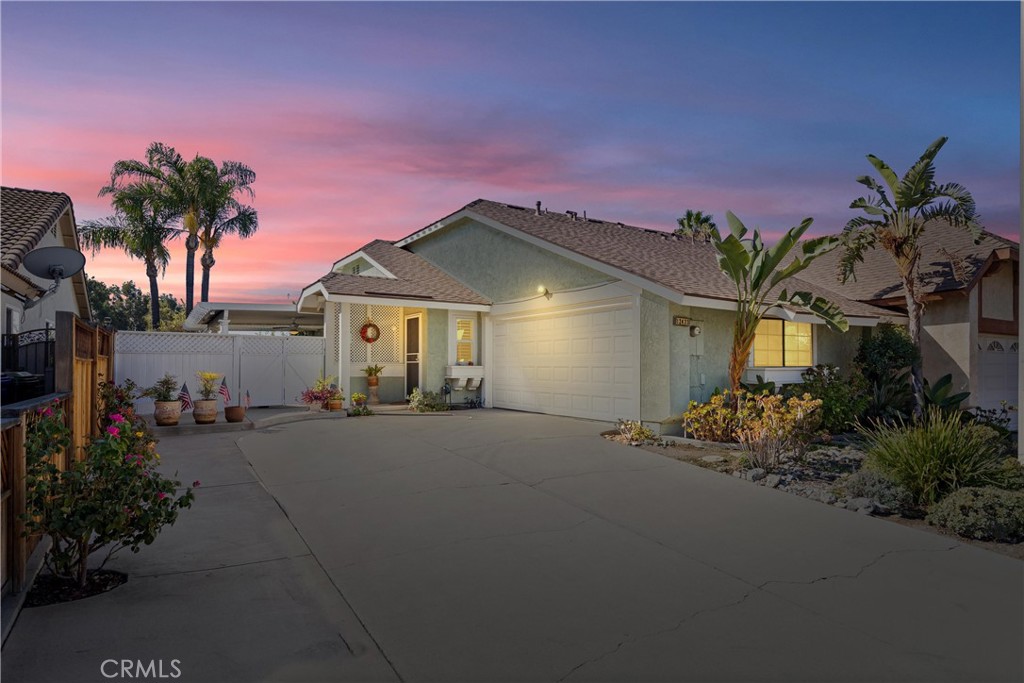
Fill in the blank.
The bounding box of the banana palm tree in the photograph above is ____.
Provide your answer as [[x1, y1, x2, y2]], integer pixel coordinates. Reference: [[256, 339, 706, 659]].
[[675, 210, 717, 244], [713, 212, 848, 393], [197, 160, 258, 302], [839, 136, 980, 416], [81, 182, 180, 328]]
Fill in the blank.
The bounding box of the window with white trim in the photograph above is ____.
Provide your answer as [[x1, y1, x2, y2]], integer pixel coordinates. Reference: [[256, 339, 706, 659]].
[[452, 316, 476, 365], [752, 320, 812, 367]]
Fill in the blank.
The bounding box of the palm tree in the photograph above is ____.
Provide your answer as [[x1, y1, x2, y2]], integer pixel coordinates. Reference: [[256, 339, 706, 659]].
[[839, 136, 980, 416], [196, 160, 258, 302], [81, 182, 179, 328], [105, 142, 217, 314], [712, 212, 848, 393], [675, 210, 717, 243]]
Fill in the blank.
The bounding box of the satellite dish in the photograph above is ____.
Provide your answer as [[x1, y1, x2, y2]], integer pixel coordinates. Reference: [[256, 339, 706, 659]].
[[20, 246, 86, 311], [22, 246, 86, 281]]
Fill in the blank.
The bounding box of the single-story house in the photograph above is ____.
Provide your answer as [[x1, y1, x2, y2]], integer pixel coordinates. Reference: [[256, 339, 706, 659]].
[[802, 223, 1019, 424], [1, 186, 92, 400], [1, 187, 91, 336], [298, 199, 909, 428]]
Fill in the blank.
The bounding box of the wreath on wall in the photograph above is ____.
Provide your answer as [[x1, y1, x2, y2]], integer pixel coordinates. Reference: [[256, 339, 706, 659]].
[[360, 322, 380, 343]]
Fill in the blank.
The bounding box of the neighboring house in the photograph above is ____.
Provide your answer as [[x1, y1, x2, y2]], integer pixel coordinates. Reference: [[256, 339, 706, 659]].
[[298, 199, 898, 428], [1, 186, 92, 399], [801, 224, 1019, 424]]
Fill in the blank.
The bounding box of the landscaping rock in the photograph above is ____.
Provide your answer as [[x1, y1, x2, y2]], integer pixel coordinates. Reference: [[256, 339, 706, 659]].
[[700, 455, 726, 463], [764, 474, 782, 488], [819, 491, 838, 505], [846, 497, 877, 514], [749, 468, 767, 482]]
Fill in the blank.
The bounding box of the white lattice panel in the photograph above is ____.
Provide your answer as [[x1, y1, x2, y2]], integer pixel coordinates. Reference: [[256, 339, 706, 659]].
[[240, 336, 284, 355], [329, 303, 341, 365], [286, 336, 326, 355], [370, 306, 402, 364], [116, 331, 233, 355], [350, 304, 368, 363], [349, 304, 402, 364]]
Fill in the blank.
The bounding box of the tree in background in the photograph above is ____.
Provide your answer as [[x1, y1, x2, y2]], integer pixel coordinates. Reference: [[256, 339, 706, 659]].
[[86, 277, 185, 332], [675, 210, 717, 244], [82, 181, 179, 328], [197, 161, 258, 303], [839, 137, 979, 416], [711, 212, 849, 393]]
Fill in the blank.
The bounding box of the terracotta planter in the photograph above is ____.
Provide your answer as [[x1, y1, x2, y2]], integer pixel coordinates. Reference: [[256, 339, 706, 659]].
[[224, 405, 246, 423], [367, 375, 379, 388], [192, 399, 217, 424], [153, 400, 181, 427], [327, 398, 344, 412]]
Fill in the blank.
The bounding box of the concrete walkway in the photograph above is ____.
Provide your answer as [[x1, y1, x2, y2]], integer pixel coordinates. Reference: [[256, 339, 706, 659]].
[[3, 410, 1022, 682]]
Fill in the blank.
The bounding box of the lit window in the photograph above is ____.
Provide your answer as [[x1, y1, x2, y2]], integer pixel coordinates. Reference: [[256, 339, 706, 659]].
[[455, 318, 475, 364], [753, 320, 812, 367]]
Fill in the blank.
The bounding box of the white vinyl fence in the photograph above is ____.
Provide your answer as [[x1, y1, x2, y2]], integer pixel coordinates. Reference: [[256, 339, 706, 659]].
[[115, 332, 326, 413]]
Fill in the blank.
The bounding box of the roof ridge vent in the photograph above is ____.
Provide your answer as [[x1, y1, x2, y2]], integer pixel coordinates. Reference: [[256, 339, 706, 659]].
[[535, 201, 542, 216], [566, 210, 578, 221]]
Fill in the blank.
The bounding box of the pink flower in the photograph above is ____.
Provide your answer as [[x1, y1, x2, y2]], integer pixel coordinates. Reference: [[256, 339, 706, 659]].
[[38, 406, 53, 417], [106, 426, 120, 438], [109, 413, 125, 423], [157, 492, 167, 500], [192, 480, 201, 488]]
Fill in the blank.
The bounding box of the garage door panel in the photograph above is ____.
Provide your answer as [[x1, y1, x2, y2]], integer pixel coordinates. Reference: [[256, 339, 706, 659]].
[[492, 300, 639, 421]]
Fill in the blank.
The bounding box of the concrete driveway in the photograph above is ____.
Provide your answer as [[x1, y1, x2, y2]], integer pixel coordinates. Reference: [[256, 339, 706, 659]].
[[3, 410, 1022, 682]]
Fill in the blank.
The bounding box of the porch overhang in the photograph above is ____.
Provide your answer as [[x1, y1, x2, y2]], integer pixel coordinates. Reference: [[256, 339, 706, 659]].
[[297, 281, 490, 313]]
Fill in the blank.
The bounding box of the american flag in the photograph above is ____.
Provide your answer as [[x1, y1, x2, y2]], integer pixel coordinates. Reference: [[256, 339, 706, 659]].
[[245, 390, 252, 408], [178, 383, 193, 411], [219, 377, 231, 404]]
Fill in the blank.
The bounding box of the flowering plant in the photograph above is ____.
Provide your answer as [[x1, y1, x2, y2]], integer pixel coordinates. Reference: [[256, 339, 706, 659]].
[[195, 371, 221, 400], [301, 374, 343, 404], [23, 383, 195, 588], [351, 392, 367, 405]]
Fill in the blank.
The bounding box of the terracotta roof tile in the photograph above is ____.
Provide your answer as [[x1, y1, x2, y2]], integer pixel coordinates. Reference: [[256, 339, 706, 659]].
[[1, 186, 72, 270], [316, 240, 490, 305]]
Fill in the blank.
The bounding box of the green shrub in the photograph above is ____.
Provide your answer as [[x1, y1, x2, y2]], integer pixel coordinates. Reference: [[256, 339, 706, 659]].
[[855, 322, 918, 384], [861, 407, 1011, 506], [926, 487, 1024, 543], [24, 394, 195, 587], [923, 374, 970, 412], [839, 468, 912, 512], [863, 370, 913, 422], [735, 393, 822, 469], [408, 387, 449, 412], [617, 419, 656, 444], [794, 364, 870, 434], [997, 457, 1024, 490], [683, 390, 744, 442]]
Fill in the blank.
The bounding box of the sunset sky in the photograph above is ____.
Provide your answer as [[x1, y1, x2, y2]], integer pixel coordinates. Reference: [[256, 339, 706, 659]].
[[2, 2, 1019, 304]]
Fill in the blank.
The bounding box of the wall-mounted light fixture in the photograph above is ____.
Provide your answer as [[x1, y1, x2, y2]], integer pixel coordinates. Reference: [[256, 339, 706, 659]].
[[537, 285, 553, 300], [689, 325, 703, 337]]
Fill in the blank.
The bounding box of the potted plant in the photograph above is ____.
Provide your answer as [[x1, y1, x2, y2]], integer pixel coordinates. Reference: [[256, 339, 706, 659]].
[[327, 385, 345, 412], [193, 371, 221, 424], [363, 365, 384, 405], [224, 404, 246, 423], [301, 374, 337, 411], [351, 392, 367, 407], [143, 373, 181, 426]]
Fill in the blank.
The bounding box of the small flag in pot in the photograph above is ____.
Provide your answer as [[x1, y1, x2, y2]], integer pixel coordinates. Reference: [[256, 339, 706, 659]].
[[219, 377, 231, 404], [178, 383, 193, 411]]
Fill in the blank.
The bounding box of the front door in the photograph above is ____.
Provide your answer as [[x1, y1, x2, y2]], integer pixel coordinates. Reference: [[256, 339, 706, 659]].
[[405, 314, 421, 397]]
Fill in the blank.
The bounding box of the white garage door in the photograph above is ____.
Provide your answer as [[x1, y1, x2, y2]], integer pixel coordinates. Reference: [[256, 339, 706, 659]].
[[491, 299, 638, 422], [977, 337, 1018, 429]]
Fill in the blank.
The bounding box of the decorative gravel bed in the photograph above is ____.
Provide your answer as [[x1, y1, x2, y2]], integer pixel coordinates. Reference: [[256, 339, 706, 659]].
[[603, 433, 1024, 561]]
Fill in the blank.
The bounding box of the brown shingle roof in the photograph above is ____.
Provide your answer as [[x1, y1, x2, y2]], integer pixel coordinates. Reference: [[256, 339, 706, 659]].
[[316, 240, 490, 305], [454, 199, 895, 319], [1, 187, 73, 270], [799, 222, 1018, 302]]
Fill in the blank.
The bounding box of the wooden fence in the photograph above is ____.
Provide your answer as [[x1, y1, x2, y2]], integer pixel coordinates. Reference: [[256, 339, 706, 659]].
[[1, 313, 113, 596]]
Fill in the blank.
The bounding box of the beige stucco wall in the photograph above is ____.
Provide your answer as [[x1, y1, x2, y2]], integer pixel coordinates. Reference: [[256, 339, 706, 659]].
[[816, 325, 865, 370], [409, 218, 612, 303], [639, 292, 670, 422], [921, 294, 971, 393], [980, 263, 1015, 321]]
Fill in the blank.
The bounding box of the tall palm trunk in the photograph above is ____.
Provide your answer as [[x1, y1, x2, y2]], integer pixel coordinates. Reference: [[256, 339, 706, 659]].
[[200, 249, 215, 303], [145, 259, 161, 329], [902, 273, 925, 418], [185, 233, 198, 314]]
